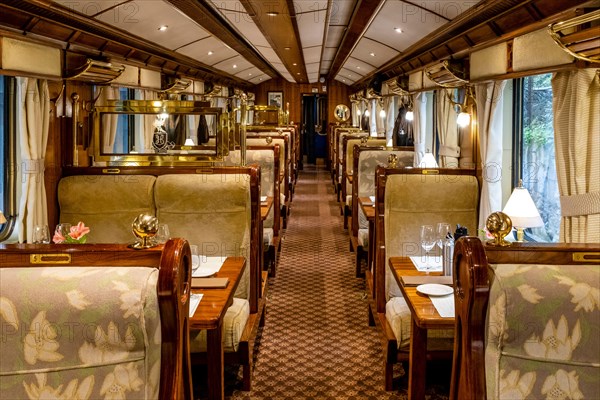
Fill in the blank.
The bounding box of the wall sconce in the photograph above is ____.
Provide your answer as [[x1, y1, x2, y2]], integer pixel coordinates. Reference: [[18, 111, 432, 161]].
[[364, 109, 370, 117], [379, 108, 386, 118], [448, 87, 473, 128], [404, 96, 414, 121], [502, 179, 544, 242]]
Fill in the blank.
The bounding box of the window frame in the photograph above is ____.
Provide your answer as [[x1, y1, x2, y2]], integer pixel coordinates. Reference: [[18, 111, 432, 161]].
[[0, 76, 17, 242]]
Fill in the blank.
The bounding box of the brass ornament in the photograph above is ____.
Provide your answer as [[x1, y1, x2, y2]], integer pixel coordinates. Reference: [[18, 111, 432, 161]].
[[485, 211, 512, 246], [129, 213, 159, 249], [388, 153, 398, 168]]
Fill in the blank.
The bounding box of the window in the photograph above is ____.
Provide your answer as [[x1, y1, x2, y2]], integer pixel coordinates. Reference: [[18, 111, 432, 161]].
[[0, 75, 16, 241], [514, 74, 560, 242]]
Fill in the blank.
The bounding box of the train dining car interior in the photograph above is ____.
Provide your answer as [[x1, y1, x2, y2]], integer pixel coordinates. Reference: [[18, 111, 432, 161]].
[[1, 0, 599, 399]]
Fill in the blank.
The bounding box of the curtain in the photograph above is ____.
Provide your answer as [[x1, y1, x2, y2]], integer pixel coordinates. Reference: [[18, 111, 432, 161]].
[[552, 69, 600, 243], [16, 78, 50, 243], [369, 99, 377, 136], [475, 80, 507, 230], [412, 92, 427, 167], [96, 87, 120, 153], [384, 96, 395, 146], [132, 89, 158, 153], [351, 102, 359, 127], [436, 88, 460, 167]]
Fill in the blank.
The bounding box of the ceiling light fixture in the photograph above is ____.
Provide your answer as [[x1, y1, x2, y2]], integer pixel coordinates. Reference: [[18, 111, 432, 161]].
[[284, 47, 291, 50], [207, 51, 213, 55], [370, 52, 375, 57], [394, 27, 402, 33], [233, 64, 237, 68], [158, 25, 168, 31], [356, 66, 361, 69], [266, 11, 279, 16], [293, 63, 297, 66]]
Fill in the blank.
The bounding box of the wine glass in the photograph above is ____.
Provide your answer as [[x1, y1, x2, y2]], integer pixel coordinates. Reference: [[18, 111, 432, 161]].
[[33, 225, 50, 244], [155, 223, 171, 244], [436, 222, 451, 250], [420, 225, 436, 269]]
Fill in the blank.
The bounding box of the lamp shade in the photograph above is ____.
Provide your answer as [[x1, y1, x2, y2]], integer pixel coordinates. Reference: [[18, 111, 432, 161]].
[[184, 138, 195, 146], [420, 152, 438, 168], [502, 185, 544, 228], [0, 210, 6, 224]]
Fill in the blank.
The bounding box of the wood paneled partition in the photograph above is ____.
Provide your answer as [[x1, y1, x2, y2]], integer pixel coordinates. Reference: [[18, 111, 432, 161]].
[[254, 78, 351, 125]]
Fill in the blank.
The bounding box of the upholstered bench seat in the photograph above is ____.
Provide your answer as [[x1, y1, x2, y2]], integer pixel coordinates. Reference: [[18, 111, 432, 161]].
[[190, 298, 250, 353]]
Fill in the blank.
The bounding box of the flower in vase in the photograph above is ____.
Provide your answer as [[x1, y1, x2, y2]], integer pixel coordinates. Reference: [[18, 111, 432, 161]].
[[53, 222, 90, 244]]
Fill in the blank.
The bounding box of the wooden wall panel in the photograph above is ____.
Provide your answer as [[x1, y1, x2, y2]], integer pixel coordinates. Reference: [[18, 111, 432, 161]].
[[254, 78, 351, 127]]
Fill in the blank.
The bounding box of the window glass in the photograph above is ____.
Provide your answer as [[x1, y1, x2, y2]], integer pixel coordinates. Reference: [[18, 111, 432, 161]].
[[519, 73, 560, 242]]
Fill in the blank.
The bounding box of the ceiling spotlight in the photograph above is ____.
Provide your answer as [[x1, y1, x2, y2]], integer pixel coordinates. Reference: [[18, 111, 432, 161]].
[[158, 25, 168, 31], [370, 52, 375, 57], [296, 72, 300, 75], [207, 51, 213, 55], [293, 63, 297, 66], [266, 11, 279, 16], [248, 73, 252, 76], [233, 64, 237, 68], [394, 27, 402, 33], [284, 47, 291, 50], [356, 66, 361, 69]]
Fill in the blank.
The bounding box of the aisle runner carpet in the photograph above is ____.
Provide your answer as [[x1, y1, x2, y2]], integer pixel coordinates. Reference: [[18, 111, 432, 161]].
[[206, 164, 449, 399]]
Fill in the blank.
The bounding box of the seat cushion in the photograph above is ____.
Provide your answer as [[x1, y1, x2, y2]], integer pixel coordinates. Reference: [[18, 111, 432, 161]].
[[358, 228, 369, 248], [189, 298, 249, 353], [386, 297, 454, 350]]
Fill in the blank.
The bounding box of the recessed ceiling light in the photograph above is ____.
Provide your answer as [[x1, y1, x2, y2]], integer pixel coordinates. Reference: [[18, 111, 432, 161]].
[[296, 72, 300, 75], [233, 64, 237, 69], [207, 51, 213, 55], [248, 73, 252, 76], [266, 11, 278, 16], [293, 63, 297, 66], [342, 79, 346, 82], [356, 66, 360, 69], [158, 25, 168, 31], [284, 47, 291, 50], [394, 27, 402, 33], [370, 52, 375, 57]]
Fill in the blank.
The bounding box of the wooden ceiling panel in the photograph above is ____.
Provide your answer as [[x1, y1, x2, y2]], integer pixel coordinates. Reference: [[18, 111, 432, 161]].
[[0, 7, 34, 31], [494, 7, 536, 35], [297, 9, 326, 47], [99, 41, 132, 58], [465, 24, 497, 44], [29, 19, 74, 41], [446, 36, 472, 54]]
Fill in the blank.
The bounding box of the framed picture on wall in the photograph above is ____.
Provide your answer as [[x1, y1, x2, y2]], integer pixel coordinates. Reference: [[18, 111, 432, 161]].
[[267, 91, 283, 108]]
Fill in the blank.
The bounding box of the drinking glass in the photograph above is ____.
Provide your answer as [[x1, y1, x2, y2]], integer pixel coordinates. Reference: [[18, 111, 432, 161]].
[[155, 224, 171, 244], [190, 245, 199, 271], [436, 222, 451, 250], [33, 225, 50, 244], [54, 223, 71, 243], [420, 225, 436, 268]]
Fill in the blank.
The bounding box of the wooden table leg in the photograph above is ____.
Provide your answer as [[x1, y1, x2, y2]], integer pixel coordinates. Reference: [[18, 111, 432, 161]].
[[207, 321, 224, 400], [408, 318, 427, 400]]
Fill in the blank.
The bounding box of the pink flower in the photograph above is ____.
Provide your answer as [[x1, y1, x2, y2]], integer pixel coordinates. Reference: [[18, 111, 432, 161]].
[[52, 230, 65, 244], [69, 222, 90, 240]]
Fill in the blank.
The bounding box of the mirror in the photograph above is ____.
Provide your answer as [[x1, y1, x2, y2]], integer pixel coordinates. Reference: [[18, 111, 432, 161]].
[[92, 100, 234, 165], [334, 104, 350, 122]]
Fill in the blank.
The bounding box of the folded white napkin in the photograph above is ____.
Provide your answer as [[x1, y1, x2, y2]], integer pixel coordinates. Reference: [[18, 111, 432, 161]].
[[192, 256, 225, 277], [430, 294, 455, 318], [189, 293, 203, 317], [410, 255, 442, 272]]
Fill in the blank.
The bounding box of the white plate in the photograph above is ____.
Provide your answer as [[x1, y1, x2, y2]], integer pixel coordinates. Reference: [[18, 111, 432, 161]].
[[416, 283, 453, 296], [191, 256, 223, 277]]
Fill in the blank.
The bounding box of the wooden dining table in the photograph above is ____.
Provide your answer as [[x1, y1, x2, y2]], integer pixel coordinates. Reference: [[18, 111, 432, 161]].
[[189, 256, 246, 400], [260, 196, 273, 221], [388, 257, 455, 400]]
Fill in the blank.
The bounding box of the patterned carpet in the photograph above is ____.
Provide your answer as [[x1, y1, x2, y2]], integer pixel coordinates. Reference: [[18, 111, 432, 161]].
[[195, 163, 451, 399]]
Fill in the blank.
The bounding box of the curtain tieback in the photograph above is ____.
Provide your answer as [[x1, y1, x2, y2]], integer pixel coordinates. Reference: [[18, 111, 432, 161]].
[[22, 158, 45, 174], [438, 145, 461, 157], [560, 192, 600, 217]]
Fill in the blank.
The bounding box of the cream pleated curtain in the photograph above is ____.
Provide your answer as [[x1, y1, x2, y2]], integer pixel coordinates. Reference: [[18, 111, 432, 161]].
[[369, 99, 377, 136], [436, 88, 459, 167], [96, 87, 120, 153], [384, 96, 395, 145], [16, 78, 50, 243], [475, 81, 507, 230], [412, 92, 427, 166], [134, 89, 158, 152], [352, 102, 360, 127], [552, 69, 600, 243]]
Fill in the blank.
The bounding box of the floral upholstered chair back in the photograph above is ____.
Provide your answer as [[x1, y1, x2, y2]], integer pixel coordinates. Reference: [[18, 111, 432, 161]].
[[0, 266, 162, 398], [484, 263, 600, 399]]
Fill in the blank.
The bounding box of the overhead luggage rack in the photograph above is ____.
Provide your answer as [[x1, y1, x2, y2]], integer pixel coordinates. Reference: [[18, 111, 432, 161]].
[[65, 58, 125, 83]]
